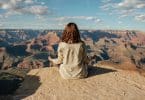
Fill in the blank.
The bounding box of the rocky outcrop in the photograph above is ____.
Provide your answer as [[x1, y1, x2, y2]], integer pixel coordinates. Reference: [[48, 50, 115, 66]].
[[13, 65, 145, 100], [0, 67, 29, 95], [26, 32, 60, 53]]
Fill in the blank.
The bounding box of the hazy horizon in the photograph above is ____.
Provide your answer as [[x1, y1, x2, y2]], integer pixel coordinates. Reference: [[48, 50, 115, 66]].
[[0, 28, 145, 32]]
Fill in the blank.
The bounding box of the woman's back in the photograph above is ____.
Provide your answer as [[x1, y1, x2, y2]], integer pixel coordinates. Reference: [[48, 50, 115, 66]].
[[58, 42, 88, 79], [61, 42, 84, 65]]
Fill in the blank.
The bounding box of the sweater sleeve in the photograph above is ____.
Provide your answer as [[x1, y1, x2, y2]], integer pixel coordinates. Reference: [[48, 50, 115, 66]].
[[82, 42, 89, 64], [51, 43, 63, 64]]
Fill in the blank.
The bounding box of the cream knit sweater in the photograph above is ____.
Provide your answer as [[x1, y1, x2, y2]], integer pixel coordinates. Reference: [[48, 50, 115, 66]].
[[51, 42, 88, 79]]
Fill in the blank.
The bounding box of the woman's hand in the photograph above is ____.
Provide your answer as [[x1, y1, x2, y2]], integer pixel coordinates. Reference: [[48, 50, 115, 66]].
[[48, 56, 53, 62], [48, 56, 54, 67]]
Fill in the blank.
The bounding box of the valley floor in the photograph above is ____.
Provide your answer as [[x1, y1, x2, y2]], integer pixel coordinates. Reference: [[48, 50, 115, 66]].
[[13, 65, 145, 100]]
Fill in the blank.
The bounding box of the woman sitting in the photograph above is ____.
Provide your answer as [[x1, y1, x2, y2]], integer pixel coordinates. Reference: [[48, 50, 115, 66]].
[[49, 22, 89, 79]]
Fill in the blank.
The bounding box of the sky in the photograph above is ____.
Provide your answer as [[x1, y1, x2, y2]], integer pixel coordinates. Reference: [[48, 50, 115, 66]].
[[0, 0, 145, 31]]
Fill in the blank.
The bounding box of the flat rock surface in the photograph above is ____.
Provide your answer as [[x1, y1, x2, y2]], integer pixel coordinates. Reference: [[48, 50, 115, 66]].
[[14, 66, 145, 100]]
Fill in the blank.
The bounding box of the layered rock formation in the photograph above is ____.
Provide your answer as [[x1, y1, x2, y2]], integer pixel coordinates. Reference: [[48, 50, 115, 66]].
[[0, 29, 145, 72]]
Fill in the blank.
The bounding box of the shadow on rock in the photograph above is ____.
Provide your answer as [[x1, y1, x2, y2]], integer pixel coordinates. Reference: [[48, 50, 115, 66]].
[[88, 66, 117, 78], [13, 75, 41, 100]]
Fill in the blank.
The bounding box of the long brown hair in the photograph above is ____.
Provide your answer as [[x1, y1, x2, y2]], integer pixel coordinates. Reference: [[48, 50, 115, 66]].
[[61, 22, 81, 43]]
